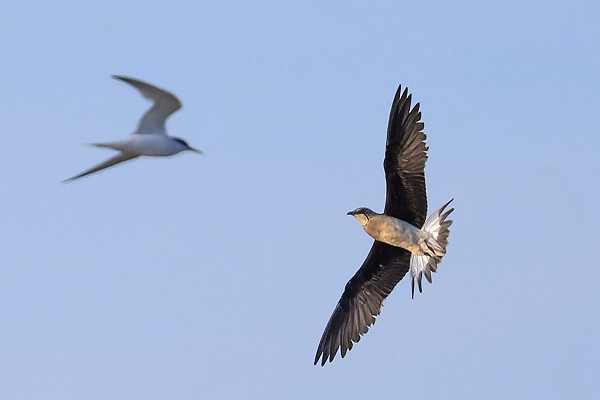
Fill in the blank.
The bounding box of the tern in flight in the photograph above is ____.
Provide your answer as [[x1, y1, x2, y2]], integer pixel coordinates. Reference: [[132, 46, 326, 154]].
[[64, 75, 201, 182], [314, 85, 454, 366]]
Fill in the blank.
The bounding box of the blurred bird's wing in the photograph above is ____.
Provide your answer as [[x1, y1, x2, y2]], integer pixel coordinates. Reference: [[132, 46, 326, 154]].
[[63, 153, 138, 182], [113, 75, 182, 136]]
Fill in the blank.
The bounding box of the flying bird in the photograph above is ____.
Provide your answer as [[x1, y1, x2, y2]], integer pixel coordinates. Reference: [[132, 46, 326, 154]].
[[64, 75, 201, 182], [314, 85, 454, 366]]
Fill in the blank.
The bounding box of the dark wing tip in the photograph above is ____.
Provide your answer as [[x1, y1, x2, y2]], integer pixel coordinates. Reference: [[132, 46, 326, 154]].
[[383, 84, 429, 226], [111, 74, 128, 82], [111, 75, 146, 87], [111, 75, 144, 88], [314, 244, 411, 365], [314, 302, 346, 366], [313, 288, 383, 365]]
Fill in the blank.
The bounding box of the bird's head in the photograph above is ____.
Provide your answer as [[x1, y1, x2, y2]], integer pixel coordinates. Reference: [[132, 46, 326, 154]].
[[347, 207, 376, 227], [173, 138, 202, 154]]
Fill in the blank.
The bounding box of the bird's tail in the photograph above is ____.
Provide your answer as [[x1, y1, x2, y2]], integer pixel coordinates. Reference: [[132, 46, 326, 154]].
[[89, 142, 120, 150], [410, 199, 454, 298]]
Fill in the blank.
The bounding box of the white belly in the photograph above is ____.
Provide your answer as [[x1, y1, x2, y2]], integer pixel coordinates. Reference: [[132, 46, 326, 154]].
[[116, 134, 180, 156]]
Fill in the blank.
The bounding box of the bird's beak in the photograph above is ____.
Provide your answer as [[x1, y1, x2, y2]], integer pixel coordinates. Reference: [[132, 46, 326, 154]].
[[347, 210, 356, 216], [188, 146, 203, 154]]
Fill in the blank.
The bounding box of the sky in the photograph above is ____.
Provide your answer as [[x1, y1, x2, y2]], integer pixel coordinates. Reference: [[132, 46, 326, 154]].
[[1, 0, 599, 398]]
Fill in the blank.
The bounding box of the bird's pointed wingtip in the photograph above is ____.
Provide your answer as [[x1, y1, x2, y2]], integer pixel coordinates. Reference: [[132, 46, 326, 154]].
[[111, 75, 130, 83], [313, 349, 322, 366], [314, 343, 327, 366]]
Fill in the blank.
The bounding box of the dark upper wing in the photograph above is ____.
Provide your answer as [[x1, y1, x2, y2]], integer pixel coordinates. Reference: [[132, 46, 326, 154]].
[[314, 242, 411, 366], [384, 85, 428, 227], [314, 85, 428, 365]]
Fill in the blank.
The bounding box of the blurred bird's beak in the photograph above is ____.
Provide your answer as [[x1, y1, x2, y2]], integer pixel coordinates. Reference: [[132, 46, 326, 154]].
[[188, 146, 203, 154], [347, 210, 356, 216]]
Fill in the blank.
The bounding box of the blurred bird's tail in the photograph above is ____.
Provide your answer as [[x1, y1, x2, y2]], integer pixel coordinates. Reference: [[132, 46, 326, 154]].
[[89, 142, 121, 151], [410, 199, 454, 298]]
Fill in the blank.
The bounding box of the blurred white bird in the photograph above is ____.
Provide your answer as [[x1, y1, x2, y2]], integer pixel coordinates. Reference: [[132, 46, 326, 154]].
[[64, 75, 201, 182]]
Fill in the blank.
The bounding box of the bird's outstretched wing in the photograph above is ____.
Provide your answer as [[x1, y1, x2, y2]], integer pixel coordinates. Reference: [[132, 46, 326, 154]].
[[314, 85, 428, 365], [63, 153, 138, 182], [384, 85, 428, 227], [112, 75, 182, 136], [314, 243, 410, 365]]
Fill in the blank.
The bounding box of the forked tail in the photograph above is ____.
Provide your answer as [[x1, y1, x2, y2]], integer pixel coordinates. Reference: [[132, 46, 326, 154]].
[[410, 199, 454, 298]]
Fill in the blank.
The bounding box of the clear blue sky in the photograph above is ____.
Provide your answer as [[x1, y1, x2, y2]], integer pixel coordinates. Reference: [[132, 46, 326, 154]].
[[1, 1, 599, 398]]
